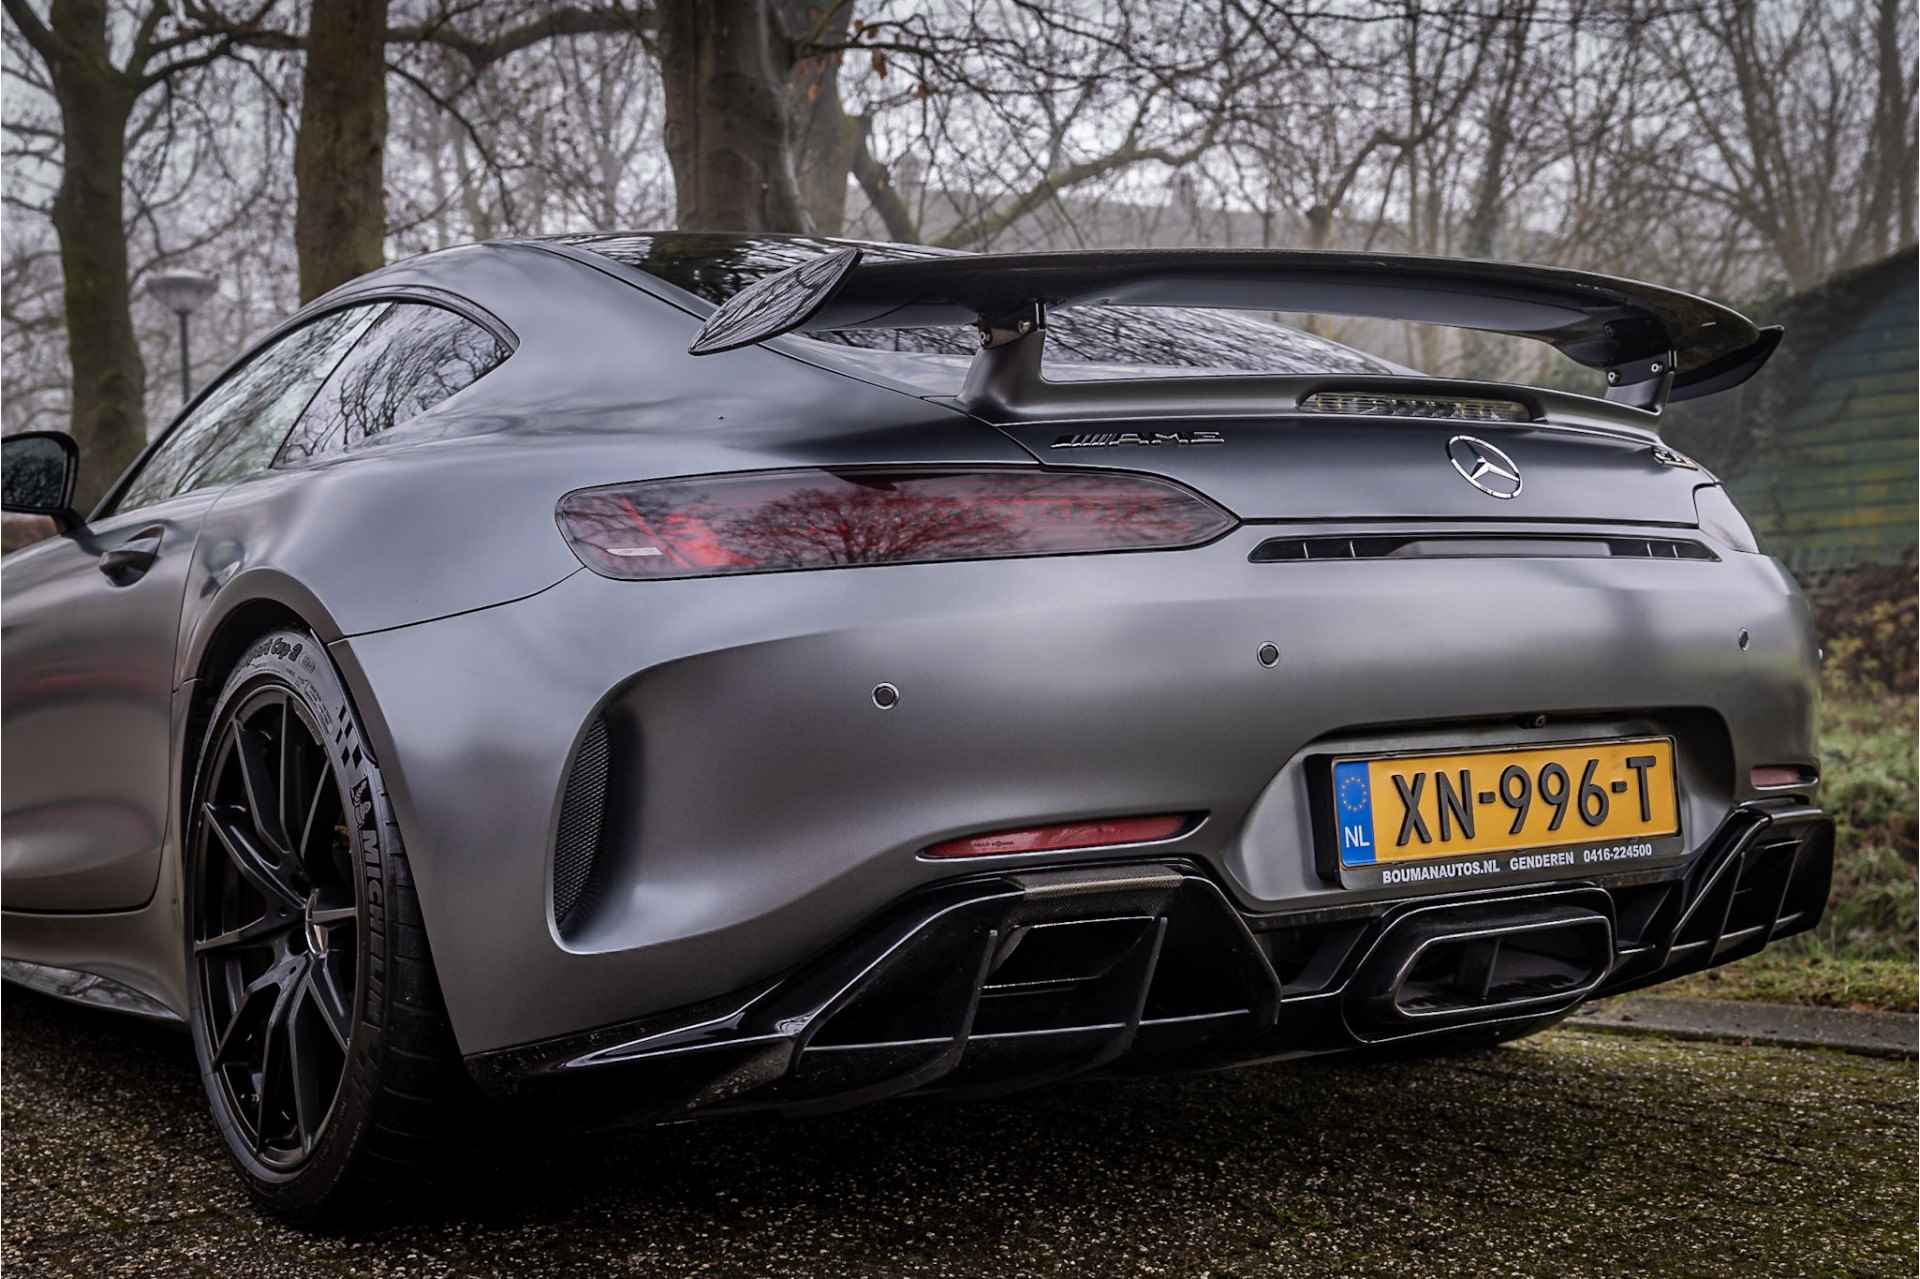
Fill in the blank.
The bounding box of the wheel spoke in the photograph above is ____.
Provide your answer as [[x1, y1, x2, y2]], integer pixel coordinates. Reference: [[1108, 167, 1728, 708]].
[[306, 964, 354, 1054], [232, 707, 290, 855], [211, 964, 285, 1068], [204, 804, 303, 910], [294, 768, 331, 874], [285, 990, 324, 1155], [277, 696, 296, 857], [252, 966, 301, 1152], [195, 911, 292, 954]]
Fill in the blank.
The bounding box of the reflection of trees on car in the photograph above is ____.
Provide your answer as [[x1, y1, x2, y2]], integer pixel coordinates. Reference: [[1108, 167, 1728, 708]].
[[116, 306, 385, 511], [279, 305, 511, 464], [566, 234, 1402, 377], [2, 447, 66, 510], [332, 314, 507, 450], [721, 483, 1020, 568], [556, 469, 1233, 580]]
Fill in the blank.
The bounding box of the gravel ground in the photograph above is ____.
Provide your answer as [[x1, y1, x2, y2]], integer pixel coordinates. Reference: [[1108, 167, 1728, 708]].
[[3, 986, 1914, 1278]]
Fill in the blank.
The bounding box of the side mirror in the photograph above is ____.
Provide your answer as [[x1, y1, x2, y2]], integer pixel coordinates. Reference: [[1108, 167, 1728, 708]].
[[2, 431, 81, 530]]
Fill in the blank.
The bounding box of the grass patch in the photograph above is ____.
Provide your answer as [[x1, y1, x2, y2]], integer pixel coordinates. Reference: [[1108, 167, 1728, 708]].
[[1659, 952, 1917, 1012], [1788, 692, 1916, 960], [1648, 692, 1917, 1013]]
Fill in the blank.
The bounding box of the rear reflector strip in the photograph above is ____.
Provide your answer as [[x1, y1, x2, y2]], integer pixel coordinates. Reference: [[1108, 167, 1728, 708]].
[[926, 814, 1187, 859], [1299, 391, 1530, 423], [1750, 765, 1818, 789]]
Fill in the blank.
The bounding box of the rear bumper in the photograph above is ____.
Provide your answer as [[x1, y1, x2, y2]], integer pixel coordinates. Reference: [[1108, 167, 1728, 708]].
[[467, 801, 1832, 1111], [330, 522, 1822, 1057]]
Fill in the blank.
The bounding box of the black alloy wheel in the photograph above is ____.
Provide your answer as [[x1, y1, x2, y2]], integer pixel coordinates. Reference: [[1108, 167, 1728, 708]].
[[186, 630, 462, 1223], [193, 680, 359, 1165]]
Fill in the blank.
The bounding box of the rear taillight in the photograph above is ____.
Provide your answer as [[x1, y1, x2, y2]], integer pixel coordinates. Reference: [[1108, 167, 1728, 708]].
[[1751, 765, 1817, 789], [556, 468, 1235, 580], [925, 814, 1188, 858]]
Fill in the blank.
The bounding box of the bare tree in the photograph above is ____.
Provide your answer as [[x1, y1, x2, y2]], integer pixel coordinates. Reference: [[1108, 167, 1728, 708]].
[[835, 1, 1280, 249], [4, 0, 1915, 510], [1, 0, 255, 501], [295, 0, 389, 299], [657, 0, 811, 230], [1658, 0, 1915, 290], [781, 0, 860, 233], [1866, 0, 1918, 257], [181, 1, 655, 297]]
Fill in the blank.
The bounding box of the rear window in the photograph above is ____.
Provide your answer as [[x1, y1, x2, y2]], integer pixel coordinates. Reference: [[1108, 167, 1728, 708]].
[[550, 232, 1400, 377], [278, 303, 511, 464]]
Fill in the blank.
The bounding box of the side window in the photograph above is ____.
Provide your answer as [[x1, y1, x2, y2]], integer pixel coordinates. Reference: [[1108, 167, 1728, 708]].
[[115, 304, 385, 512], [278, 304, 511, 464]]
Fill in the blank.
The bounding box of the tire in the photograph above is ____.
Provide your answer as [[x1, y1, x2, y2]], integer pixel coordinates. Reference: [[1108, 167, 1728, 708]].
[[184, 628, 464, 1223]]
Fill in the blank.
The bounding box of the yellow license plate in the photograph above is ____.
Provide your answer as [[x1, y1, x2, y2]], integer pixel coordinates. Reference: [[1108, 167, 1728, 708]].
[[1332, 738, 1679, 867]]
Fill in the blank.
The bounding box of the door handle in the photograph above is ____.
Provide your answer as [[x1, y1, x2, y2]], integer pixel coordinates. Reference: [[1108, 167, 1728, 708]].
[[98, 530, 162, 582]]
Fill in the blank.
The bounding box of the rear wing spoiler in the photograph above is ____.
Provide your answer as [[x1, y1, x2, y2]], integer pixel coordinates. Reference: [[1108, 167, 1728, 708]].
[[686, 247, 1780, 416]]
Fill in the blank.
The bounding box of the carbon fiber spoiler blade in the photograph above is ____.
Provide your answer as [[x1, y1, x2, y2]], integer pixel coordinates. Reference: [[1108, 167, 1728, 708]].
[[687, 247, 1779, 414]]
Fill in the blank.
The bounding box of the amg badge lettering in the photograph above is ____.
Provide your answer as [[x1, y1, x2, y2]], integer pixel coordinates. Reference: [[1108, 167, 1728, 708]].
[[1050, 430, 1226, 448]]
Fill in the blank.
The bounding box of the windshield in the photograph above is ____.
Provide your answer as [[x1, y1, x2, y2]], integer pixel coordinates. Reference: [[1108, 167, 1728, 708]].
[[551, 232, 1404, 377]]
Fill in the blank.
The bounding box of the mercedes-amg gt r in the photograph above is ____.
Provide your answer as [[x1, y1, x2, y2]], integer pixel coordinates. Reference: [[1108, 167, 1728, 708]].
[[1, 234, 1832, 1221]]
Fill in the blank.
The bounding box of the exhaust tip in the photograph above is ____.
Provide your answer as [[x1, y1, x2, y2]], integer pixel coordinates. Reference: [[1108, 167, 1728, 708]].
[[1347, 894, 1614, 1040]]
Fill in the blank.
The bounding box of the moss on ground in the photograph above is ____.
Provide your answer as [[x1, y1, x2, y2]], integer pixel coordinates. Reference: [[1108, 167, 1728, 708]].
[[5, 990, 1916, 1278], [1660, 951, 1917, 1011]]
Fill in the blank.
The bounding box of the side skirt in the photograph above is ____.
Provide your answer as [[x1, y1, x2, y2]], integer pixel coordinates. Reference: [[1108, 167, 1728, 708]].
[[3, 957, 184, 1023]]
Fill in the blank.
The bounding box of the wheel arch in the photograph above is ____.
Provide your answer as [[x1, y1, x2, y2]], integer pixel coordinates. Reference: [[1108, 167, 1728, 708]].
[[175, 573, 352, 867], [175, 569, 465, 1050]]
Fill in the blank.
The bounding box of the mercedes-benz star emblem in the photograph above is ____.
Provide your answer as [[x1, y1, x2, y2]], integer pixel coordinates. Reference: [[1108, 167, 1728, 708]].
[[1446, 435, 1523, 499]]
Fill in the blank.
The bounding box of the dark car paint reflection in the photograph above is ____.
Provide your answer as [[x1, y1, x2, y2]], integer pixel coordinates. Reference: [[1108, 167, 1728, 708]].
[[547, 232, 1401, 377]]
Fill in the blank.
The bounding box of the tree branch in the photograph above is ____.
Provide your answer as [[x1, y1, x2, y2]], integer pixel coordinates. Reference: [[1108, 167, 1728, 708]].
[[387, 4, 657, 70], [933, 126, 1222, 250], [176, 2, 655, 67], [1, 0, 65, 65]]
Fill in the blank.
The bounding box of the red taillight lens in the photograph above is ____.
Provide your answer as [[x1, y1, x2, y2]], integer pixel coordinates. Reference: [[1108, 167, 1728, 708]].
[[1750, 765, 1816, 789], [925, 814, 1188, 858], [556, 468, 1235, 580]]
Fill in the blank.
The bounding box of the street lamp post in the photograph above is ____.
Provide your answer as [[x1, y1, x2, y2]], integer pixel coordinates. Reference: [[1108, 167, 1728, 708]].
[[145, 271, 219, 405]]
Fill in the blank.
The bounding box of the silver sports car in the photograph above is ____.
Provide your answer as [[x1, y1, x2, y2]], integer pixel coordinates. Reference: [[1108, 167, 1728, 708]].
[[1, 234, 1832, 1222]]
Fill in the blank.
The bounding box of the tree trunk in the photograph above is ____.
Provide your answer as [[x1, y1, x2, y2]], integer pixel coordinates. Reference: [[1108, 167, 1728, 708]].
[[453, 132, 497, 240], [45, 0, 144, 508], [1459, 5, 1530, 378], [1462, 57, 1521, 258], [657, 0, 812, 232], [851, 125, 920, 241], [778, 0, 858, 234], [1869, 0, 1915, 256], [1304, 204, 1333, 249], [295, 0, 389, 301]]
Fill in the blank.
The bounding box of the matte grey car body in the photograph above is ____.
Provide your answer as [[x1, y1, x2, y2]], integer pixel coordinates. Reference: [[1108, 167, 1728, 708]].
[[4, 235, 1832, 1175]]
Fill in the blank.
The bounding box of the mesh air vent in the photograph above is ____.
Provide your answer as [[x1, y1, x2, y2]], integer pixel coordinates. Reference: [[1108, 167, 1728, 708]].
[[553, 717, 611, 928]]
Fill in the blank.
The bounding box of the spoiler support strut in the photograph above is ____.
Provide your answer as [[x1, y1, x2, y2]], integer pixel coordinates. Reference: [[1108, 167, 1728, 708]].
[[1604, 348, 1677, 411]]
